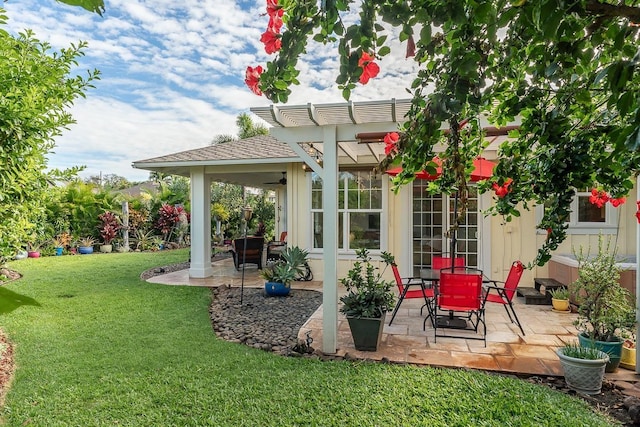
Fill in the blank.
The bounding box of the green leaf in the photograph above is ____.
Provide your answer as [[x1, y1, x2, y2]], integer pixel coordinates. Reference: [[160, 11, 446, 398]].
[[378, 46, 391, 57]]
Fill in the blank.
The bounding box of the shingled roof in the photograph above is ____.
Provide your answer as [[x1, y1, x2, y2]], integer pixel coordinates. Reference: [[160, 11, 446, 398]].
[[134, 135, 298, 165]]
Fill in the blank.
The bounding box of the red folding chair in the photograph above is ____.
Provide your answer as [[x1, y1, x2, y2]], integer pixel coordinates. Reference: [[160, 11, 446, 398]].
[[432, 256, 465, 270], [388, 264, 433, 325], [433, 270, 486, 346], [483, 261, 525, 335]]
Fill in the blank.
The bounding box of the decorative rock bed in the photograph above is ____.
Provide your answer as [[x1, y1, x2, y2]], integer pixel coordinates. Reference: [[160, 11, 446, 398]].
[[209, 286, 322, 356]]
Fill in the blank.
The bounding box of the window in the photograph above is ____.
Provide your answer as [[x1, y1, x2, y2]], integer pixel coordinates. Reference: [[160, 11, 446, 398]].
[[536, 188, 617, 234], [310, 170, 385, 251]]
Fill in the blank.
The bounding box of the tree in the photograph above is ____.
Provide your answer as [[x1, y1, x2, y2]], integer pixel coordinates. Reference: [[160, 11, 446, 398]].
[[0, 11, 99, 262], [248, 0, 640, 266], [210, 112, 268, 145]]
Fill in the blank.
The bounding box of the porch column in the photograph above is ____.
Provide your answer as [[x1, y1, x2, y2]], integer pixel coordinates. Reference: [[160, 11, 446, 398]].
[[189, 167, 213, 278], [322, 126, 339, 354]]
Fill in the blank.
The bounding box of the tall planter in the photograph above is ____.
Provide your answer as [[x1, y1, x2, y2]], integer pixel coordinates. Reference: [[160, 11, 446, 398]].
[[556, 348, 609, 395], [346, 316, 385, 351], [578, 333, 623, 373]]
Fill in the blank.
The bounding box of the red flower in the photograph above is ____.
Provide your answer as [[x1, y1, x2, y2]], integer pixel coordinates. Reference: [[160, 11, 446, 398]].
[[636, 201, 640, 224], [492, 179, 512, 198], [610, 197, 626, 207], [260, 30, 281, 54], [267, 12, 283, 33], [266, 0, 282, 18], [245, 65, 263, 96], [384, 132, 399, 156], [589, 188, 609, 208], [405, 34, 415, 58], [358, 52, 380, 84]]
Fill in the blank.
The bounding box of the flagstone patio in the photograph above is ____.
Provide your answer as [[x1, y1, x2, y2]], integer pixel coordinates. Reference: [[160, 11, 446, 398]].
[[147, 257, 638, 383]]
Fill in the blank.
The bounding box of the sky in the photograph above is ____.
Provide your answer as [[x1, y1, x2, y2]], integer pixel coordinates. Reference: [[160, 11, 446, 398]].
[[4, 0, 418, 182]]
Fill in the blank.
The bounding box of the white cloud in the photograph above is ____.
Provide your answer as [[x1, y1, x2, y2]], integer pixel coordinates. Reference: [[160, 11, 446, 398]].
[[4, 0, 418, 182]]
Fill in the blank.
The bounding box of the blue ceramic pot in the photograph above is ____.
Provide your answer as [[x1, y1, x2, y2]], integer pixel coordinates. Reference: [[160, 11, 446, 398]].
[[78, 246, 94, 255], [55, 247, 64, 256], [265, 281, 290, 296]]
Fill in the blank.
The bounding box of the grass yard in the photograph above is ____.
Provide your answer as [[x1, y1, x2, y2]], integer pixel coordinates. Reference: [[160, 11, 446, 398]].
[[0, 250, 615, 426]]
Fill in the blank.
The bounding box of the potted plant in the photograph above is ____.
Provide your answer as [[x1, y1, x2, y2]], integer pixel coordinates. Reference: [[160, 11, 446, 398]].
[[98, 211, 121, 253], [556, 342, 609, 395], [26, 241, 41, 258], [52, 233, 72, 256], [339, 249, 396, 351], [78, 236, 96, 254], [620, 330, 636, 371], [572, 235, 636, 372], [51, 237, 65, 256], [549, 287, 570, 312], [260, 246, 309, 296]]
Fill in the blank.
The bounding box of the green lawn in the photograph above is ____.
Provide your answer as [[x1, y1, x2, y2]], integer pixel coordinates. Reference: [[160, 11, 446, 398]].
[[0, 250, 615, 426]]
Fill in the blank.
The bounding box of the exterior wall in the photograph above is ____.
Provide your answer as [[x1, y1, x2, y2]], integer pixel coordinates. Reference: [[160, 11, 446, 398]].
[[289, 163, 638, 286], [488, 183, 638, 285]]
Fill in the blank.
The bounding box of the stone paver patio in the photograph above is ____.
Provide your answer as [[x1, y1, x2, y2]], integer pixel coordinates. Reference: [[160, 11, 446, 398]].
[[147, 257, 638, 383]]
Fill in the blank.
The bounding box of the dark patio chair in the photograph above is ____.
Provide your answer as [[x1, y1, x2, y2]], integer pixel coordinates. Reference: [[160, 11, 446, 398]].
[[388, 263, 433, 326], [266, 231, 287, 262], [230, 236, 264, 270], [433, 270, 486, 346], [483, 261, 525, 335]]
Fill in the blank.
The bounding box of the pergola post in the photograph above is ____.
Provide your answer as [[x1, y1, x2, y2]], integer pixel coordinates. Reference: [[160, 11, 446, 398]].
[[189, 167, 213, 278], [322, 126, 339, 353]]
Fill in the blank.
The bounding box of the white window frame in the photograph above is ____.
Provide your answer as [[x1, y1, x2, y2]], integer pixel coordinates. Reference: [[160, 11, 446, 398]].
[[535, 189, 619, 234], [309, 169, 388, 255]]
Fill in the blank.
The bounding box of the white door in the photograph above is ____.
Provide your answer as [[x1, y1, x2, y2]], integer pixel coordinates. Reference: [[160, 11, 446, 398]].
[[411, 181, 480, 276]]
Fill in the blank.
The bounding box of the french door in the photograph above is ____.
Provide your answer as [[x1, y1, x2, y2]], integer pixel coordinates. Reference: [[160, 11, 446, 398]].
[[411, 181, 480, 276]]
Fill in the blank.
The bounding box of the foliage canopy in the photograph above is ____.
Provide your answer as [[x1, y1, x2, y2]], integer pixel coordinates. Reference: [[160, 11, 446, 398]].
[[253, 0, 640, 266]]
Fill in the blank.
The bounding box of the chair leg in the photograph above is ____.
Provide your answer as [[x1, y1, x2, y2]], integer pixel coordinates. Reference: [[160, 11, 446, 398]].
[[502, 303, 514, 324], [389, 287, 410, 325], [507, 301, 525, 336]]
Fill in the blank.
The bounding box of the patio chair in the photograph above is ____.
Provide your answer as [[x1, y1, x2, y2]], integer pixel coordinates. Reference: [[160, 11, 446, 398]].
[[432, 255, 465, 270], [388, 264, 433, 326], [433, 270, 486, 346], [266, 231, 287, 262], [483, 261, 525, 335], [230, 236, 265, 270]]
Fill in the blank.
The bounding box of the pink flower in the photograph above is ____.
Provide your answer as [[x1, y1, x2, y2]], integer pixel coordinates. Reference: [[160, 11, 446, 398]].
[[260, 30, 281, 54], [245, 65, 263, 96], [358, 52, 380, 84], [384, 132, 399, 156]]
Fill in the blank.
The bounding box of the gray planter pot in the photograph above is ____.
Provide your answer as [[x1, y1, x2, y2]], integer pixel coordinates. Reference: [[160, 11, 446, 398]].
[[346, 316, 385, 351], [556, 348, 609, 394]]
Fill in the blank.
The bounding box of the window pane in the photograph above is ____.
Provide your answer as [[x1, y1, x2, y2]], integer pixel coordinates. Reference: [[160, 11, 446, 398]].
[[349, 213, 380, 249], [578, 196, 605, 222], [313, 212, 323, 248]]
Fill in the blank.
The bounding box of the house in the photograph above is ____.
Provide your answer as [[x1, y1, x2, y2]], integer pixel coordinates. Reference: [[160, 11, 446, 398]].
[[132, 98, 639, 354]]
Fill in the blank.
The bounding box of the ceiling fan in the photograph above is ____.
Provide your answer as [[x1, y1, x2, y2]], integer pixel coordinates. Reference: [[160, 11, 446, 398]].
[[264, 172, 287, 186]]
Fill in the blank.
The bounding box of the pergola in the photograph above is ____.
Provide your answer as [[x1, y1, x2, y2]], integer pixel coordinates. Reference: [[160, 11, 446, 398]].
[[249, 98, 513, 354]]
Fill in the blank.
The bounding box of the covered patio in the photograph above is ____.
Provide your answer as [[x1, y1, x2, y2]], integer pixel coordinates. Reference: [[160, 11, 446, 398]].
[[147, 256, 636, 382]]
